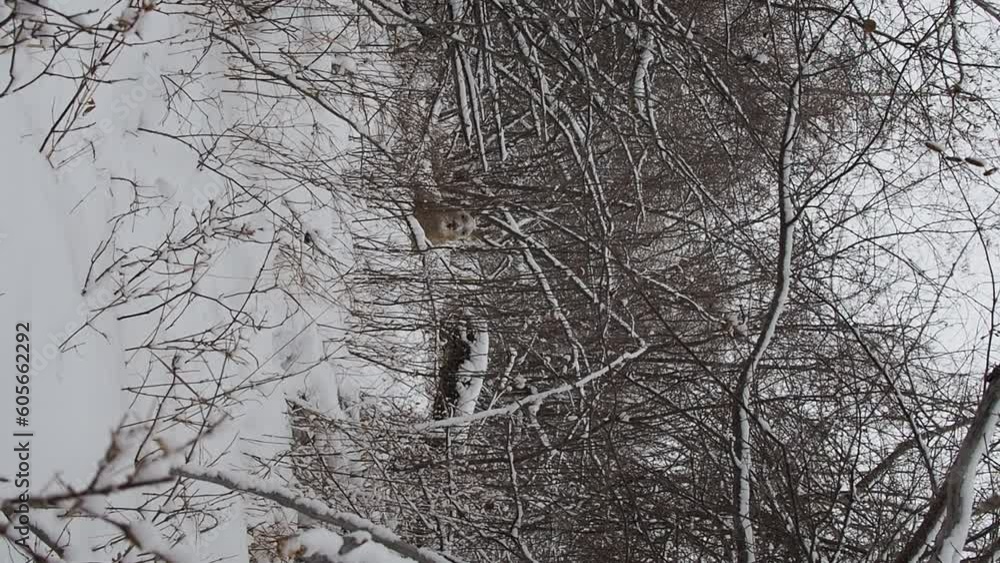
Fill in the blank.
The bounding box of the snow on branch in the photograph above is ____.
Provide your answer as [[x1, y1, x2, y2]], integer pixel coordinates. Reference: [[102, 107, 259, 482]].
[[500, 211, 643, 342], [124, 521, 196, 563], [278, 529, 388, 562], [0, 511, 61, 563], [894, 366, 1000, 563], [731, 75, 801, 563], [413, 343, 649, 432], [454, 318, 489, 417], [512, 205, 719, 323], [172, 465, 464, 563], [632, 32, 655, 116]]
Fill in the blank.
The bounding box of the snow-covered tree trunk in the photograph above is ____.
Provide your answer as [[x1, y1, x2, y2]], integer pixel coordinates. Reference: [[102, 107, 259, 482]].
[[895, 365, 1000, 563], [731, 73, 801, 563]]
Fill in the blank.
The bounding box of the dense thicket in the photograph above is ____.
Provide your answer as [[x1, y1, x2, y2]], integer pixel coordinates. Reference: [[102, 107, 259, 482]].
[[5, 0, 999, 561], [349, 0, 1000, 561]]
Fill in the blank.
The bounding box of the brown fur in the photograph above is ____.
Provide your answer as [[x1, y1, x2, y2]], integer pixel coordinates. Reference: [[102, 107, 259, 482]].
[[413, 199, 477, 245]]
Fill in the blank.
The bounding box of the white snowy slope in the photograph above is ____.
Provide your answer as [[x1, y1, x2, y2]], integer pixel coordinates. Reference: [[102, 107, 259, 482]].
[[0, 3, 418, 563], [0, 89, 129, 556]]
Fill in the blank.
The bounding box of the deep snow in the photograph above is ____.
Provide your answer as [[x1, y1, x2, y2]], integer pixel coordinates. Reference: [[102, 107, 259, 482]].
[[0, 3, 418, 562]]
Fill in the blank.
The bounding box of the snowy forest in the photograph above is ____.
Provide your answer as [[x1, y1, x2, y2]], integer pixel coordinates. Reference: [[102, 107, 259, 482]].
[[2, 0, 1000, 561]]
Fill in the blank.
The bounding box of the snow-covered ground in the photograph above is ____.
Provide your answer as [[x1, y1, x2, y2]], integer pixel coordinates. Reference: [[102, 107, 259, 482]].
[[0, 3, 429, 562]]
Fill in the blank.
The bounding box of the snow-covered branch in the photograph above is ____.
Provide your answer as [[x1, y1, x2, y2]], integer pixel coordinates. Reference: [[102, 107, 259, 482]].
[[173, 465, 465, 563], [731, 75, 801, 563], [895, 366, 1000, 563], [413, 343, 649, 432]]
